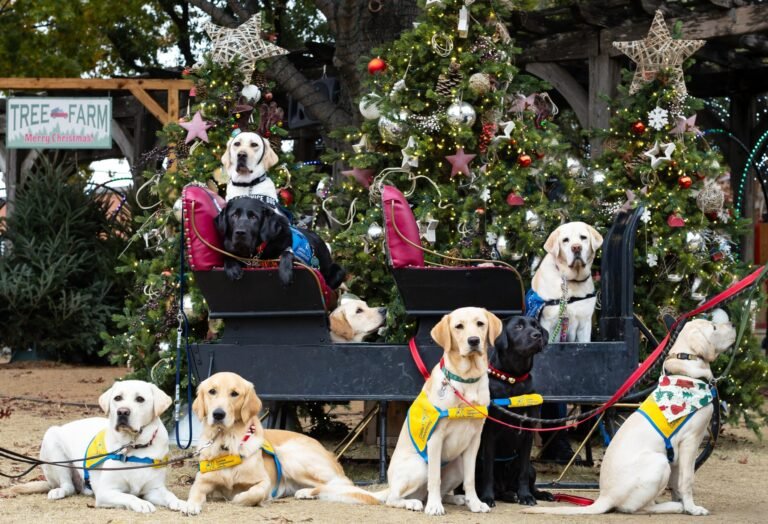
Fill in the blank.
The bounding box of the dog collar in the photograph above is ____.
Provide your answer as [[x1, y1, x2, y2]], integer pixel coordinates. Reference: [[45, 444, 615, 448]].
[[439, 357, 482, 384], [487, 364, 530, 385], [666, 352, 702, 362], [129, 428, 158, 450], [230, 173, 268, 187]]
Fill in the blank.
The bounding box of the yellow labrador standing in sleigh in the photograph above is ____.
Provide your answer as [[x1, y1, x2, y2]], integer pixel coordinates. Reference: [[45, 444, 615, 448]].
[[183, 372, 377, 515], [525, 310, 736, 516], [374, 307, 502, 515]]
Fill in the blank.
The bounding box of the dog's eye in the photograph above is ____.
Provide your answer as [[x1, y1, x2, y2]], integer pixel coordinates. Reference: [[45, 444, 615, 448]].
[[251, 142, 258, 148], [247, 211, 256, 219], [208, 389, 216, 395], [477, 321, 485, 328], [562, 237, 569, 243], [114, 395, 123, 402], [580, 235, 587, 240], [230, 390, 240, 397], [234, 141, 241, 147], [712, 325, 717, 331], [514, 324, 523, 330], [356, 308, 363, 314], [136, 396, 145, 403], [455, 323, 464, 330]]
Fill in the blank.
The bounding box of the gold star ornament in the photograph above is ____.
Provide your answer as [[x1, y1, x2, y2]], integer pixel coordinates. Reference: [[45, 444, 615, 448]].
[[205, 13, 288, 81], [612, 10, 704, 99]]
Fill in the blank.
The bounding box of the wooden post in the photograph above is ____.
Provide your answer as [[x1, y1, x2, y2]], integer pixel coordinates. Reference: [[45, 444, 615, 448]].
[[5, 148, 17, 218], [729, 95, 757, 262], [588, 52, 620, 157]]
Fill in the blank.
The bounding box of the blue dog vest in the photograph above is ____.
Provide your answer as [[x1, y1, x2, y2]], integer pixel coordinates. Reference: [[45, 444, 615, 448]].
[[290, 227, 319, 268]]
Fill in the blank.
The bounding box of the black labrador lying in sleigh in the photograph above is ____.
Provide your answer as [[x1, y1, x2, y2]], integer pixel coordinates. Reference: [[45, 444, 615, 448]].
[[215, 197, 346, 288], [476, 315, 553, 506]]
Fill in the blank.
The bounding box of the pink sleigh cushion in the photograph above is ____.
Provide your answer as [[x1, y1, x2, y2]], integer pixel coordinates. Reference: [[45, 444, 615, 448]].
[[382, 185, 425, 268], [182, 184, 226, 271]]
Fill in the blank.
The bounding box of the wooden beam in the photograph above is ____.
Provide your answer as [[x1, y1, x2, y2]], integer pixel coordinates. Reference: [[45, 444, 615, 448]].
[[128, 86, 169, 124], [518, 4, 768, 63], [588, 53, 620, 156], [0, 78, 193, 90], [168, 88, 180, 122], [525, 62, 588, 129], [111, 119, 135, 165]]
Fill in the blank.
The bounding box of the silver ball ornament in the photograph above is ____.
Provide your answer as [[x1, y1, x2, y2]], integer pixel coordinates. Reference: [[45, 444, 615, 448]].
[[446, 101, 476, 128], [378, 112, 408, 145], [315, 176, 331, 199], [525, 210, 541, 230], [173, 198, 183, 221], [241, 84, 261, 103], [495, 234, 509, 256], [367, 222, 383, 241]]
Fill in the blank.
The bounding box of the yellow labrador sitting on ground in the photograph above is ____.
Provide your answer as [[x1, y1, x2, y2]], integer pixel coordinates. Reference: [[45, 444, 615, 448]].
[[530, 221, 603, 342], [329, 297, 387, 343], [12, 380, 183, 513], [183, 372, 377, 515], [222, 131, 280, 203], [374, 307, 502, 515], [525, 311, 736, 516]]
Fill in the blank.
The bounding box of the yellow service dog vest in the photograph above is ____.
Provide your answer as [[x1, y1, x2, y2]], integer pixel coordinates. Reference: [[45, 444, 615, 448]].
[[199, 439, 282, 498], [407, 390, 487, 462]]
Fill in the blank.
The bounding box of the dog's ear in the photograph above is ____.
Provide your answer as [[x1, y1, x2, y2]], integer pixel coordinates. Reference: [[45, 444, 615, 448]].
[[192, 382, 208, 421], [221, 136, 234, 171], [485, 310, 503, 348], [330, 307, 355, 341], [430, 313, 453, 350], [539, 324, 550, 343], [259, 210, 283, 242], [240, 384, 263, 423], [215, 206, 229, 239], [260, 136, 279, 171], [686, 322, 717, 362], [494, 321, 509, 352], [150, 383, 173, 417], [98, 385, 114, 415], [543, 227, 561, 258], [587, 225, 604, 253]]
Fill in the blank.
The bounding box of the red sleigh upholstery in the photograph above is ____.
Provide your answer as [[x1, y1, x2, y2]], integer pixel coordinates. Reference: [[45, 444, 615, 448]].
[[181, 184, 335, 311], [381, 185, 525, 337]]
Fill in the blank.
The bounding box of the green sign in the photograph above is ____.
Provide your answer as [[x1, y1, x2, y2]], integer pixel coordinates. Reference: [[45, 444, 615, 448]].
[[6, 97, 112, 149]]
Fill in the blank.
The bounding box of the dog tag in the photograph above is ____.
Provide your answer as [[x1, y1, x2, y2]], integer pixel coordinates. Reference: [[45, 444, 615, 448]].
[[438, 383, 448, 399]]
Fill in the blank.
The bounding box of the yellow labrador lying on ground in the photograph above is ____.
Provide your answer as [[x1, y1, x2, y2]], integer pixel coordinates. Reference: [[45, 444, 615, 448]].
[[329, 297, 387, 343], [525, 311, 736, 516], [530, 221, 603, 342], [222, 131, 280, 203], [12, 380, 183, 513], [183, 371, 377, 515], [374, 307, 502, 515]]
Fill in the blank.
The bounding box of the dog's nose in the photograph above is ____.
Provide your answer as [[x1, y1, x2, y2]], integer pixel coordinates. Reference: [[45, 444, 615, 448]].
[[117, 407, 130, 418], [378, 307, 387, 316], [234, 229, 246, 237], [237, 152, 247, 158], [212, 408, 226, 421], [467, 336, 481, 347], [531, 330, 542, 340], [571, 243, 582, 253]]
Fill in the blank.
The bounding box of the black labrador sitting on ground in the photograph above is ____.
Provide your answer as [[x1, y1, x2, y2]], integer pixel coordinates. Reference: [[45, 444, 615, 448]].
[[476, 315, 553, 507], [215, 197, 346, 288]]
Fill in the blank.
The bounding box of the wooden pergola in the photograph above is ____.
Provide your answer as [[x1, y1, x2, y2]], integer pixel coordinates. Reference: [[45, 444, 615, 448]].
[[0, 77, 193, 216]]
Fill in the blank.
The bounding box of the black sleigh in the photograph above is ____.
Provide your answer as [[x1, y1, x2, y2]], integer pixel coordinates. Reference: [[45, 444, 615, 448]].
[[183, 184, 644, 481]]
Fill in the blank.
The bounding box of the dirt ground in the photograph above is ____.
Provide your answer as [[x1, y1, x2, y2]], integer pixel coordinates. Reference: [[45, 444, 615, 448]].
[[1, 363, 766, 523]]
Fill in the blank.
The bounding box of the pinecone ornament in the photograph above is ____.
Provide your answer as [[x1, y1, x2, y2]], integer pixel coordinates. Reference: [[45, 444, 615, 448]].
[[251, 71, 269, 89], [436, 62, 463, 99]]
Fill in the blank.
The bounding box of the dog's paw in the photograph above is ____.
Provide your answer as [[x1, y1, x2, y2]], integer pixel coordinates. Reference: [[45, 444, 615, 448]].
[[182, 502, 202, 516], [128, 499, 156, 513], [467, 498, 491, 513], [479, 495, 496, 508], [168, 497, 185, 512], [518, 493, 537, 506], [278, 263, 294, 286], [47, 488, 68, 500], [684, 504, 709, 516], [536, 490, 555, 502], [294, 488, 317, 500], [424, 499, 446, 516], [225, 264, 244, 281]]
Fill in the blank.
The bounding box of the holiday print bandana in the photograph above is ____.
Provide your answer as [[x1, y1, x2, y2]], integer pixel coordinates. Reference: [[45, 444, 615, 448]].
[[653, 375, 713, 423]]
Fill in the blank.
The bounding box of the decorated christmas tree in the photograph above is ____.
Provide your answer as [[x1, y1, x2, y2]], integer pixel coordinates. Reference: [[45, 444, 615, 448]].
[[102, 20, 325, 386], [591, 10, 767, 426], [324, 1, 593, 338]]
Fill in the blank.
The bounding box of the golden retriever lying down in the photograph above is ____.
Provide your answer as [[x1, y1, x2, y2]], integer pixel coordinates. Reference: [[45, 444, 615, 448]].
[[183, 372, 377, 515]]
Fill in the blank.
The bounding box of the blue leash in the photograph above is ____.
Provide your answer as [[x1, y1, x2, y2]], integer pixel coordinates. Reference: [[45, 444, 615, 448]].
[[174, 201, 194, 450]]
